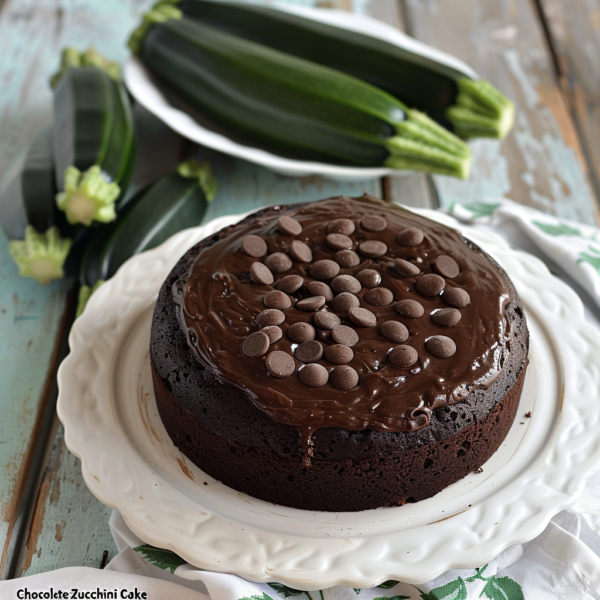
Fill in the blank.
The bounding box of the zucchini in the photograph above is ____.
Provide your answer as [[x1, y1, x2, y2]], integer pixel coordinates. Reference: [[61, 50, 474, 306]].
[[52, 48, 136, 226], [0, 127, 72, 284], [129, 6, 472, 178], [77, 158, 216, 316], [163, 0, 514, 139]]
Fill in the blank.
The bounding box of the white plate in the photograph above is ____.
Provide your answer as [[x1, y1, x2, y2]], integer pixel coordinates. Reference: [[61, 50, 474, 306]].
[[123, 4, 477, 181], [57, 209, 600, 588]]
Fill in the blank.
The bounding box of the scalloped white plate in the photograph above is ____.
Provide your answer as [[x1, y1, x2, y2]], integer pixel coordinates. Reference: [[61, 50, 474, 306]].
[[57, 209, 600, 588]]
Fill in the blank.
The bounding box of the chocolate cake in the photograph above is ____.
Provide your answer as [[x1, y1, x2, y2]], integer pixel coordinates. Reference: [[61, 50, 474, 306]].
[[150, 196, 529, 512]]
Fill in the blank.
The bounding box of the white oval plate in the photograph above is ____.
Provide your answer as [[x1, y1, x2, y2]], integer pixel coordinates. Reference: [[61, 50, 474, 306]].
[[57, 209, 600, 589], [123, 4, 477, 181]]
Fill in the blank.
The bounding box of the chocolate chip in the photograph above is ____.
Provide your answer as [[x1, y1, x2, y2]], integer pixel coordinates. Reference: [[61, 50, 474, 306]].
[[416, 274, 445, 296], [306, 281, 333, 302], [349, 307, 377, 327], [277, 215, 302, 236], [396, 227, 424, 246], [395, 299, 424, 318], [432, 308, 461, 327], [361, 215, 387, 232], [329, 365, 359, 390], [241, 235, 267, 257], [298, 363, 329, 387], [314, 311, 341, 330], [434, 255, 460, 279], [264, 252, 292, 273], [356, 269, 381, 288], [309, 259, 340, 280], [327, 218, 355, 236], [264, 290, 292, 310], [330, 292, 360, 313], [331, 325, 359, 347], [256, 309, 285, 326], [331, 275, 361, 294], [389, 345, 418, 368], [296, 296, 326, 312], [324, 344, 354, 365], [261, 325, 283, 344], [380, 321, 409, 343], [275, 274, 303, 293], [427, 335, 456, 358], [364, 287, 394, 306], [359, 240, 387, 258], [250, 262, 274, 285], [287, 322, 316, 343], [334, 249, 360, 268], [394, 258, 420, 277], [443, 286, 470, 308], [266, 351, 295, 378], [295, 340, 323, 363], [289, 240, 313, 263], [242, 332, 270, 357], [326, 233, 353, 251]]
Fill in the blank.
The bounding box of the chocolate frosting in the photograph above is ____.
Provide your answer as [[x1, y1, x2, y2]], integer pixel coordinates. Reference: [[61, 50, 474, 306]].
[[175, 196, 513, 460]]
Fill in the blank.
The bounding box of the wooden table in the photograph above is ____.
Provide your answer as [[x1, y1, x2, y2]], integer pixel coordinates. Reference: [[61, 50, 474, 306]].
[[1, 0, 599, 581]]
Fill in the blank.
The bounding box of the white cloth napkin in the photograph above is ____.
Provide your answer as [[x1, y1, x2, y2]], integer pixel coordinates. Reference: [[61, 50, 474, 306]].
[[3, 199, 600, 599]]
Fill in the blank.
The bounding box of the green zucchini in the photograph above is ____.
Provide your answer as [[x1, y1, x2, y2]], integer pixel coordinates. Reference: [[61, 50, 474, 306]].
[[129, 6, 472, 178], [162, 0, 513, 139], [0, 127, 72, 284], [77, 158, 216, 316], [52, 48, 136, 226]]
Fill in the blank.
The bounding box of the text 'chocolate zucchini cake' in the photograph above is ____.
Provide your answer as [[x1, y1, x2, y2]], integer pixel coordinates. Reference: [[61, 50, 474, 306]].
[[150, 195, 529, 512]]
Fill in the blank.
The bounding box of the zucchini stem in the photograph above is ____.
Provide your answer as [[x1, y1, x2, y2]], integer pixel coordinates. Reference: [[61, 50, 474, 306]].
[[50, 47, 120, 88], [177, 158, 217, 201], [128, 5, 183, 55], [9, 226, 72, 285], [76, 279, 105, 318], [56, 166, 120, 226]]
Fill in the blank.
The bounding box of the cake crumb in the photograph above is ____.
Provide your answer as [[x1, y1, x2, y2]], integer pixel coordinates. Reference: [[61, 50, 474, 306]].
[[525, 411, 531, 418]]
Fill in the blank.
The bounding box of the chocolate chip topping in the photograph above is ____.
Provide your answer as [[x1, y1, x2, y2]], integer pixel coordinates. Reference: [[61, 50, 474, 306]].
[[394, 258, 420, 277], [380, 320, 409, 343], [427, 335, 456, 358], [256, 309, 285, 326], [314, 311, 341, 330], [250, 262, 274, 285], [326, 233, 353, 251], [434, 255, 460, 279], [364, 287, 394, 306], [356, 269, 381, 288], [443, 286, 471, 308], [298, 363, 328, 387], [295, 340, 323, 363], [287, 322, 316, 343], [332, 252, 358, 272], [359, 240, 387, 258], [263, 290, 291, 310], [277, 215, 302, 236], [306, 281, 333, 302], [264, 252, 292, 273], [416, 273, 446, 296], [309, 259, 340, 280], [242, 332, 270, 357], [242, 235, 267, 257], [361, 215, 387, 232], [396, 227, 424, 246], [327, 218, 355, 236], [395, 299, 424, 318], [296, 296, 326, 312], [432, 308, 462, 327], [389, 345, 418, 368], [324, 344, 354, 364], [348, 307, 377, 327], [289, 240, 313, 263], [329, 365, 359, 390], [331, 275, 361, 294], [261, 325, 283, 344], [275, 274, 303, 293], [330, 292, 360, 313], [331, 325, 359, 347], [266, 351, 295, 378]]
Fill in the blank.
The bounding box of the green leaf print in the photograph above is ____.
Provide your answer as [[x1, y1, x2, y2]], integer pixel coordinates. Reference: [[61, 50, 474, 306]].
[[373, 596, 411, 600], [268, 584, 304, 597], [419, 576, 467, 600], [461, 202, 501, 218], [239, 594, 275, 600], [532, 220, 581, 236], [378, 581, 400, 589], [133, 544, 187, 573], [578, 245, 600, 274], [480, 576, 524, 600]]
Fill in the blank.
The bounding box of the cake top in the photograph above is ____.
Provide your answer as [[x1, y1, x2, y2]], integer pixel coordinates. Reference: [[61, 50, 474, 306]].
[[175, 196, 513, 461]]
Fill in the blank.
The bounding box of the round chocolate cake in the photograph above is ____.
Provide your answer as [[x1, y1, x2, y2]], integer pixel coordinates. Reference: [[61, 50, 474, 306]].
[[150, 195, 529, 512]]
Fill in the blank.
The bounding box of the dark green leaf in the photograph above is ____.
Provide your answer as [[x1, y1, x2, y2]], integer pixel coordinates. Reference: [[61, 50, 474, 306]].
[[268, 583, 303, 597], [353, 589, 361, 594], [480, 576, 524, 600], [420, 577, 467, 600], [239, 594, 275, 600], [532, 220, 580, 237], [378, 580, 400, 589], [133, 544, 187, 573], [373, 595, 410, 600]]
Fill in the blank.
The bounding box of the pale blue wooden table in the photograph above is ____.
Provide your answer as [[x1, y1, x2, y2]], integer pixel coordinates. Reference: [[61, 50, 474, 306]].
[[1, 0, 599, 580]]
